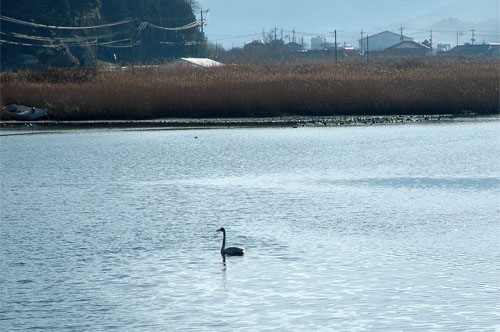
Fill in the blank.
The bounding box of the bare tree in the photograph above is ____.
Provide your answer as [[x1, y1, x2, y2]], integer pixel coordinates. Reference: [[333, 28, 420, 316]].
[[184, 0, 200, 11]]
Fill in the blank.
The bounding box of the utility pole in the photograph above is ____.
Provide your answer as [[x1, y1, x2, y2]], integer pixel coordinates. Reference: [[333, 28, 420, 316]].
[[360, 29, 364, 54], [400, 25, 404, 41], [293, 28, 296, 43], [199, 8, 210, 58], [334, 29, 338, 64], [366, 34, 369, 64], [430, 28, 433, 49], [470, 29, 475, 45], [200, 7, 204, 34]]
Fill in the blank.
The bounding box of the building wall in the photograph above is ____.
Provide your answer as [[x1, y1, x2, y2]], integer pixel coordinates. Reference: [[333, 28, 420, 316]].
[[311, 37, 326, 50], [359, 32, 412, 54]]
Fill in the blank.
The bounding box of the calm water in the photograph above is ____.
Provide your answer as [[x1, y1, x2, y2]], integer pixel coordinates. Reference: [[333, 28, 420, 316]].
[[1, 121, 499, 331]]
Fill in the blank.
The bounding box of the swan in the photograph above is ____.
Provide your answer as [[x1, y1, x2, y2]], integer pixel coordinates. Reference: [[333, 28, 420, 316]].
[[217, 227, 245, 256]]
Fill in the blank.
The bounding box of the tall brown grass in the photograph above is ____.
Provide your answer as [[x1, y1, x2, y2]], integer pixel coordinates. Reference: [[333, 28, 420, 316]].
[[1, 58, 498, 120]]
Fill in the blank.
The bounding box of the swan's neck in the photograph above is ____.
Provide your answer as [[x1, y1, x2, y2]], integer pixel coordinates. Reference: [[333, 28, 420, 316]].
[[221, 230, 226, 254]]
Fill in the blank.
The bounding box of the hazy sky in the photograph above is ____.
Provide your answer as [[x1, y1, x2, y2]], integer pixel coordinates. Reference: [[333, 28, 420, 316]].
[[196, 0, 499, 48]]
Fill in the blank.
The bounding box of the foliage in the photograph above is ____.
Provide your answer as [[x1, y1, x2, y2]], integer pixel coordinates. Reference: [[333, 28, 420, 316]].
[[0, 0, 199, 68]]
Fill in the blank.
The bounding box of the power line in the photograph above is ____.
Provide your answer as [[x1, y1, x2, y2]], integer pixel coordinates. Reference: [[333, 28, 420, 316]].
[[0, 37, 137, 48], [0, 15, 135, 30], [1, 15, 203, 33], [0, 14, 206, 51], [211, 33, 262, 41], [147, 20, 202, 31], [0, 39, 60, 48], [0, 31, 123, 43], [157, 41, 202, 46]]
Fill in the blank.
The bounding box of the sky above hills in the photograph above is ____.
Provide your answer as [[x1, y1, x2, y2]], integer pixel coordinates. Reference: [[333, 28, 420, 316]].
[[196, 0, 499, 48]]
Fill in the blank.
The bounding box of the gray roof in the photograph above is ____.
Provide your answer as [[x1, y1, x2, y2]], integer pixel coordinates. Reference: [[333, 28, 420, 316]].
[[358, 30, 413, 42], [385, 40, 431, 50]]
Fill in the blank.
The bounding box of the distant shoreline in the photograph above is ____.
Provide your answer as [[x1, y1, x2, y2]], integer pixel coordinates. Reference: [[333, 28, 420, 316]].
[[2, 114, 498, 131]]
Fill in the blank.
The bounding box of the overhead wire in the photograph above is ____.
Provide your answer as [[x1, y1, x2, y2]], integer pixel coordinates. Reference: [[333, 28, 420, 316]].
[[0, 15, 135, 30], [146, 20, 202, 31], [0, 31, 124, 43], [0, 37, 140, 48], [0, 14, 205, 49]]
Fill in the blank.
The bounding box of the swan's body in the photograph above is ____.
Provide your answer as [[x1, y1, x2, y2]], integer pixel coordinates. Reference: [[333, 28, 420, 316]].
[[217, 227, 245, 256]]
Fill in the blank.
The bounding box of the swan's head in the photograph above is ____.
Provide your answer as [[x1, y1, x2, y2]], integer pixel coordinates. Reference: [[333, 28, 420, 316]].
[[217, 227, 225, 232]]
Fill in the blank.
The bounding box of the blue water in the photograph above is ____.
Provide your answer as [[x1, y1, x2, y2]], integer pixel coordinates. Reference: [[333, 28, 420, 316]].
[[1, 120, 499, 331]]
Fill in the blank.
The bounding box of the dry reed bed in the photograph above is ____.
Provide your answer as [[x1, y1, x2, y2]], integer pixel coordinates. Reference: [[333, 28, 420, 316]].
[[1, 59, 498, 120]]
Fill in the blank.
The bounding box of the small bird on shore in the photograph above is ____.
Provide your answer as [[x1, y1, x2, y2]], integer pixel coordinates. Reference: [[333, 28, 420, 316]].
[[217, 227, 245, 256]]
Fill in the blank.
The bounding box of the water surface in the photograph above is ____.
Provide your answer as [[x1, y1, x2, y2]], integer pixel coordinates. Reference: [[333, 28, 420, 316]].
[[1, 121, 499, 331]]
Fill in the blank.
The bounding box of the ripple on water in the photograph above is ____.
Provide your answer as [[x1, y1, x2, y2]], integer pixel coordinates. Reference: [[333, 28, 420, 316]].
[[1, 122, 499, 331]]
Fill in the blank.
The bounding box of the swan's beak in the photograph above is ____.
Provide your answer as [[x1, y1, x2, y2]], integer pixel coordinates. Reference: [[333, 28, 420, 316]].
[[216, 228, 223, 232]]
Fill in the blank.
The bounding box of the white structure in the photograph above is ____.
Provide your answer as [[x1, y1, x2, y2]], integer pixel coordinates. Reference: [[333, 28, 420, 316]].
[[170, 58, 223, 68], [359, 31, 412, 54], [437, 43, 451, 52], [311, 36, 326, 50]]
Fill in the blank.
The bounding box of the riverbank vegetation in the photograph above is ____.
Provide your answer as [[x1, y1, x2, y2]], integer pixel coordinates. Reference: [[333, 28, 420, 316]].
[[1, 58, 498, 120]]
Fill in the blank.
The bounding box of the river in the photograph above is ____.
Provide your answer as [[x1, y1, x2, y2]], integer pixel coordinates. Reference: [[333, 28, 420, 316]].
[[1, 120, 499, 331]]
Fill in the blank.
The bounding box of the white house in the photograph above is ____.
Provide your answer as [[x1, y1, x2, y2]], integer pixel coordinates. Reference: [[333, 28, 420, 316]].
[[359, 31, 413, 54]]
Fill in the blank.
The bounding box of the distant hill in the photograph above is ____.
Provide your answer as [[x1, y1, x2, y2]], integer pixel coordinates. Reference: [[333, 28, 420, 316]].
[[426, 17, 499, 45], [0, 0, 202, 69], [377, 15, 499, 46]]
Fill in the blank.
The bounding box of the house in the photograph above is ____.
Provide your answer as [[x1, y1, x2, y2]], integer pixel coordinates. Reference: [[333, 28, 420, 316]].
[[437, 44, 451, 52], [446, 43, 500, 57], [243, 40, 265, 50], [286, 41, 303, 51], [170, 57, 223, 68], [359, 30, 413, 54], [384, 40, 431, 56], [311, 37, 326, 50], [339, 46, 359, 57]]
